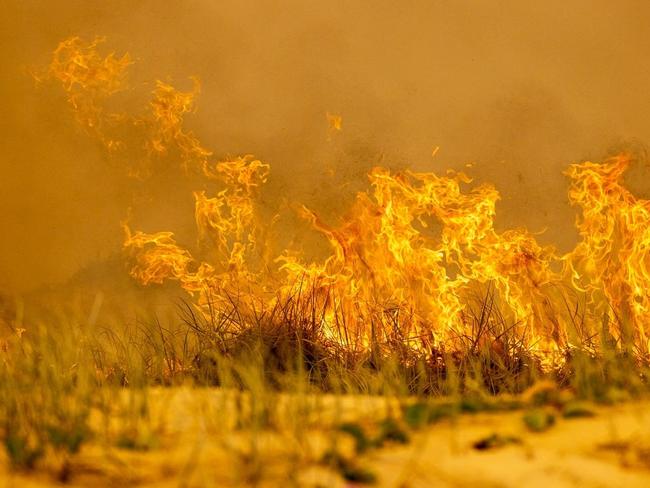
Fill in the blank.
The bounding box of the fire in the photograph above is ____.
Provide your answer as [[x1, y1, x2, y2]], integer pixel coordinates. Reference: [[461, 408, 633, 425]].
[[147, 78, 213, 172], [42, 36, 131, 149], [277, 166, 560, 354], [44, 38, 650, 363], [41, 38, 211, 177], [124, 154, 271, 314], [564, 154, 650, 355], [327, 113, 342, 131]]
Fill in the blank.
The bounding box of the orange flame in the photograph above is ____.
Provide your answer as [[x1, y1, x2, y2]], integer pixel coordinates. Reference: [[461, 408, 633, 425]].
[[564, 154, 650, 355], [43, 36, 131, 149], [42, 38, 212, 176], [44, 38, 650, 363]]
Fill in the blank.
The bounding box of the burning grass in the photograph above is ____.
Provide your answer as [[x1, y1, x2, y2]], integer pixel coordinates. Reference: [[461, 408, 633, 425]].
[[1, 36, 650, 485], [36, 37, 650, 366], [1, 302, 649, 486]]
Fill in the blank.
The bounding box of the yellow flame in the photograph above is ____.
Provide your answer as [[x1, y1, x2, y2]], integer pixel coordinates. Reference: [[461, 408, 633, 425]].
[[564, 154, 650, 354], [326, 112, 342, 131], [146, 78, 212, 171], [43, 38, 212, 176], [44, 36, 131, 148], [44, 38, 650, 362]]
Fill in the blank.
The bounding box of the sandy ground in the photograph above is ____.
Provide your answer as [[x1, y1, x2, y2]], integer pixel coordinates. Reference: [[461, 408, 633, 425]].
[[367, 403, 650, 488], [2, 389, 650, 487]]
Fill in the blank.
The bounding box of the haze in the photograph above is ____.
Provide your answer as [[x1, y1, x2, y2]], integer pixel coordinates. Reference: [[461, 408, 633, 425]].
[[2, 0, 650, 293]]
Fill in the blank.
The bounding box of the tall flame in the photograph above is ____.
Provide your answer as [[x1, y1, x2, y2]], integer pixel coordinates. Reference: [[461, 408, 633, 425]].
[[564, 154, 650, 355], [44, 38, 650, 363]]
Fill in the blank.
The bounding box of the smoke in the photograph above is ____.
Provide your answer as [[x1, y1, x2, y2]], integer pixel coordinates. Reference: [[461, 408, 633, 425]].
[[2, 0, 650, 292]]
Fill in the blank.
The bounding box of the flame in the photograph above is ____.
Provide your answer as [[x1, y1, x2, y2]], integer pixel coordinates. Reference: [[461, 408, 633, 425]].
[[43, 38, 650, 363], [564, 154, 650, 355], [276, 166, 561, 353], [123, 154, 270, 314], [326, 112, 342, 131], [123, 159, 562, 356], [42, 38, 212, 176], [146, 78, 213, 171], [43, 36, 131, 149]]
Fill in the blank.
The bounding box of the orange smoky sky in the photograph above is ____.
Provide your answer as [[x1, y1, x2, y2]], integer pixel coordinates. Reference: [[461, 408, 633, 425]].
[[1, 0, 650, 293]]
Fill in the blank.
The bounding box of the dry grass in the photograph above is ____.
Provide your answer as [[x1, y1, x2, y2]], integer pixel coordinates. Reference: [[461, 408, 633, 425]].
[[1, 281, 650, 486]]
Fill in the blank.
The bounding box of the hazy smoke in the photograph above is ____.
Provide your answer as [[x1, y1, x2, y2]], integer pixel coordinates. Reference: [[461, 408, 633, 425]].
[[2, 0, 650, 293]]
